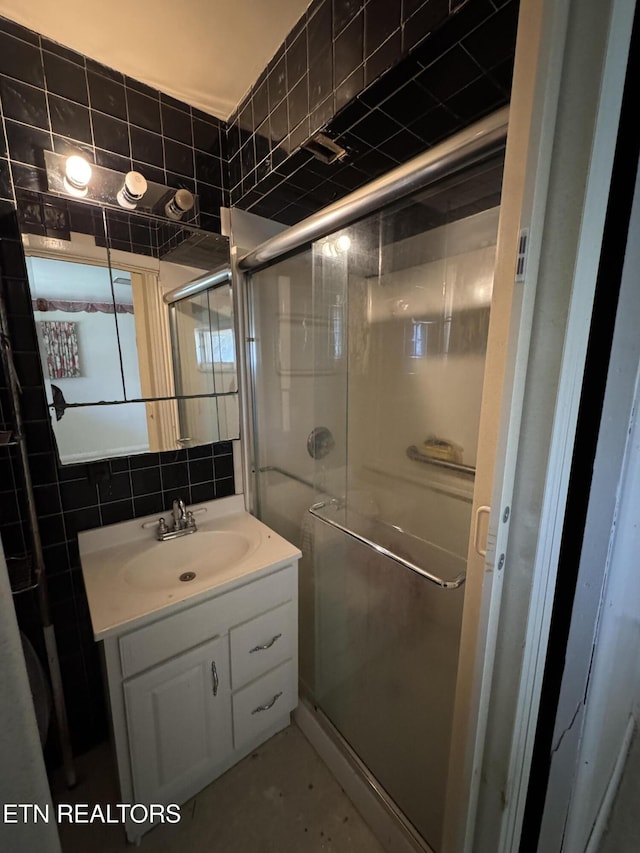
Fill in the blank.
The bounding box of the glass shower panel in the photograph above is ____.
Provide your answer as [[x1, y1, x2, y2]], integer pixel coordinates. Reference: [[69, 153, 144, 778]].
[[249, 153, 503, 851], [312, 518, 465, 846], [249, 248, 347, 694]]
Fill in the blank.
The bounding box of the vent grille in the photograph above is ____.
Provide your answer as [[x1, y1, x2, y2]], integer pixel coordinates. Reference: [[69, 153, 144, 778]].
[[302, 132, 347, 165]]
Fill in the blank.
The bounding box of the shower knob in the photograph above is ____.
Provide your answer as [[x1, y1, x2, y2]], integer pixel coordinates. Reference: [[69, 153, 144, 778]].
[[307, 426, 335, 459]]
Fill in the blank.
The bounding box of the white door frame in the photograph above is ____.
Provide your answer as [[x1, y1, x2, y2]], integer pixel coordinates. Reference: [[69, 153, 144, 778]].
[[460, 0, 638, 850], [537, 92, 640, 853]]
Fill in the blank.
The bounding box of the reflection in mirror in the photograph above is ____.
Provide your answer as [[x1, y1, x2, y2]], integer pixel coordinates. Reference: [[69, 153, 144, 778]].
[[169, 278, 239, 447], [27, 251, 131, 406], [19, 193, 239, 464], [28, 251, 150, 461], [27, 250, 126, 403]]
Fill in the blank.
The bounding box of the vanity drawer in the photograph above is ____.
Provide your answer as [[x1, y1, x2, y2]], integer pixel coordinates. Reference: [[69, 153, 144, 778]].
[[119, 564, 296, 678], [230, 601, 293, 689], [232, 660, 296, 751]]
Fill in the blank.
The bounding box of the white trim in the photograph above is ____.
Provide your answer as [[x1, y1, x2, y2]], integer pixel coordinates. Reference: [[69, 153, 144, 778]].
[[496, 0, 637, 848], [444, 0, 570, 847], [22, 231, 160, 275]]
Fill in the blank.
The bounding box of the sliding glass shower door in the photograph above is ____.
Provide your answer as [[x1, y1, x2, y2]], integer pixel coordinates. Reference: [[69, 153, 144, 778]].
[[248, 153, 503, 851]]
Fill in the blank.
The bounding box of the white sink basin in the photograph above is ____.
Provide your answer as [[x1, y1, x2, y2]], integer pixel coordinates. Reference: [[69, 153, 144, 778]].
[[78, 496, 302, 639], [122, 529, 254, 591]]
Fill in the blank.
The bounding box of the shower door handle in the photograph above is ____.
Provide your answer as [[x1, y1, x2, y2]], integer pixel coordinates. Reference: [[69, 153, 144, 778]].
[[473, 505, 491, 557]]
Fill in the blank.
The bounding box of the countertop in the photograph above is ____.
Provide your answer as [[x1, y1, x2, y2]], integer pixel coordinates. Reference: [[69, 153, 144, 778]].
[[78, 495, 301, 640]]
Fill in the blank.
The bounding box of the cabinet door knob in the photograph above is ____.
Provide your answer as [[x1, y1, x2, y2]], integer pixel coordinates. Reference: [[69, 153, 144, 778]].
[[249, 633, 282, 653], [251, 692, 283, 715], [211, 660, 219, 696]]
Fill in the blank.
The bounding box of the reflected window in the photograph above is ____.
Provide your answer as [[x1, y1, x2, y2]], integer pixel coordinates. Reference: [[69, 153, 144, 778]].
[[409, 320, 427, 359], [194, 327, 236, 371]]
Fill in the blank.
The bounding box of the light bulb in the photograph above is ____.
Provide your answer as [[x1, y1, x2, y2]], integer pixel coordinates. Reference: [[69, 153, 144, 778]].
[[165, 188, 195, 220], [117, 171, 148, 209], [336, 234, 351, 252], [63, 155, 92, 197]]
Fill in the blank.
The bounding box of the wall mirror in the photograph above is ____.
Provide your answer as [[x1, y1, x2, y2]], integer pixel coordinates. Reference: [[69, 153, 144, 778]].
[[18, 190, 239, 465]]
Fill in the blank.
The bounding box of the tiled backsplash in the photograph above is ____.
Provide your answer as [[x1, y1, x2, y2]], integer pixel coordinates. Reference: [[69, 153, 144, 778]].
[[227, 0, 518, 224]]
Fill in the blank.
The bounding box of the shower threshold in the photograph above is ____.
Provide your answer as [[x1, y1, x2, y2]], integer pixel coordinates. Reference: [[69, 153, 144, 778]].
[[294, 696, 434, 853]]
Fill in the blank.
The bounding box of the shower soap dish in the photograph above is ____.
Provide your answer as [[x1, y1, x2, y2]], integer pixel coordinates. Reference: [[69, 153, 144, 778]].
[[415, 436, 463, 464]]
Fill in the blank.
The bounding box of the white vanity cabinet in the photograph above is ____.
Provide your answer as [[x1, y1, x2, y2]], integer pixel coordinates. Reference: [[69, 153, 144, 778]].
[[79, 497, 301, 843], [123, 633, 233, 808], [99, 559, 298, 844]]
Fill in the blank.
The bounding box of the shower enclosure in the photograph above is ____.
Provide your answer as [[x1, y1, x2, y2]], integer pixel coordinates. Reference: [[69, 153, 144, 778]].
[[239, 110, 507, 853]]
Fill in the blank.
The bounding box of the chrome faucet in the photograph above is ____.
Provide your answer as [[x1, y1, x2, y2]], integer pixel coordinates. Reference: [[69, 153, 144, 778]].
[[155, 498, 197, 541], [172, 498, 187, 530]]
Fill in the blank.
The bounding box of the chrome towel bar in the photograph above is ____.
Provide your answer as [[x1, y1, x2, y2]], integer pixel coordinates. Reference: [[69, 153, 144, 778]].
[[308, 501, 466, 590]]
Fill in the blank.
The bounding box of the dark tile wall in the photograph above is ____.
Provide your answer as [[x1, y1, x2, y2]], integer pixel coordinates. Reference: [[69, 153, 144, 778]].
[[0, 14, 232, 760], [0, 205, 236, 757], [1, 0, 519, 763], [0, 16, 228, 234], [228, 0, 518, 224], [14, 189, 230, 266]]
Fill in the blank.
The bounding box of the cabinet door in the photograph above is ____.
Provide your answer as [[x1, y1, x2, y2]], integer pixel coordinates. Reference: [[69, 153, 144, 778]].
[[124, 634, 232, 805]]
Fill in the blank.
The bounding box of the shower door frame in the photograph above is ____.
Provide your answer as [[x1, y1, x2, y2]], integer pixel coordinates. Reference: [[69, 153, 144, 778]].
[[234, 108, 514, 853]]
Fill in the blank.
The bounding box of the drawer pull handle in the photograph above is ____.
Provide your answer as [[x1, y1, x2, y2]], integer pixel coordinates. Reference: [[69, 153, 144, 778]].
[[249, 633, 282, 653], [251, 692, 283, 715], [211, 660, 219, 697]]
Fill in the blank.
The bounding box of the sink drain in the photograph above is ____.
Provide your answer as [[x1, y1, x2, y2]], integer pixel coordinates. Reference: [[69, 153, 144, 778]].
[[179, 571, 196, 582]]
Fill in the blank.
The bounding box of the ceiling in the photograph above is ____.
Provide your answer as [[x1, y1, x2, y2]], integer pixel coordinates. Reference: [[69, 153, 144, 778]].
[[0, 0, 311, 120]]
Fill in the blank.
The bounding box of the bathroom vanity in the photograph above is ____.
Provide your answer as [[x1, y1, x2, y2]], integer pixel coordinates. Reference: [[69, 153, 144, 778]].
[[78, 496, 301, 843]]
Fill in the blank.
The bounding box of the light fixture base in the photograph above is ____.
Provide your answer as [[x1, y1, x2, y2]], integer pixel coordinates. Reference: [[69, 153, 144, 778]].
[[44, 151, 199, 221]]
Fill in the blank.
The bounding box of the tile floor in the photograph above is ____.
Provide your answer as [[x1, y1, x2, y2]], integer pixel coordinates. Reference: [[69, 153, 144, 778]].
[[49, 719, 640, 853], [50, 724, 386, 853]]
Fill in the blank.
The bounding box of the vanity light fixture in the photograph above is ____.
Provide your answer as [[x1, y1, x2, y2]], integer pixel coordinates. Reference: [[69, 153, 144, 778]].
[[63, 155, 92, 197], [165, 188, 195, 221], [321, 233, 351, 257], [117, 171, 148, 209], [44, 149, 199, 217]]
